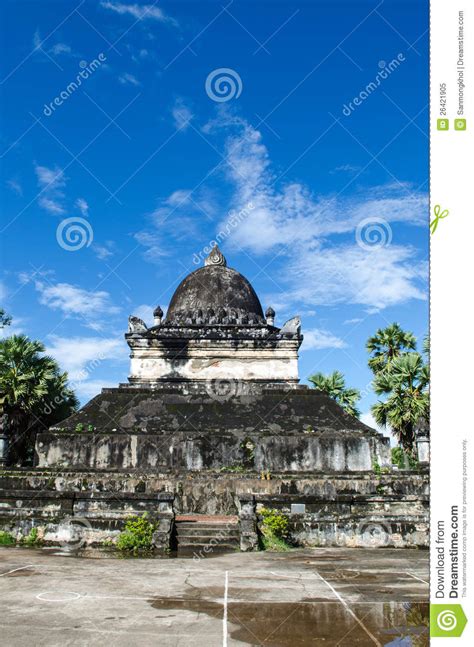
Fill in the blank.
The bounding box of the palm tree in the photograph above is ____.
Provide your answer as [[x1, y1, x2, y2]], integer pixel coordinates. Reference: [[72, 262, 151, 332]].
[[0, 335, 78, 465], [371, 352, 429, 454], [0, 308, 11, 328], [366, 323, 417, 375], [308, 370, 361, 417]]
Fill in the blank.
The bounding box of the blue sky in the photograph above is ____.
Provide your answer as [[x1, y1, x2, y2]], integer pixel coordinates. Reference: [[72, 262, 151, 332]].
[[0, 0, 429, 427]]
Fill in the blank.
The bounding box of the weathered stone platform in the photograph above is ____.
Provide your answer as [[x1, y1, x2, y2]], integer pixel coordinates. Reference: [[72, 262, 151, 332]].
[[35, 386, 391, 472], [0, 468, 428, 549]]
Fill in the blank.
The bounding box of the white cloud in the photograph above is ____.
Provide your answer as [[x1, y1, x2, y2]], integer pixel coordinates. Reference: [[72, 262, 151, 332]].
[[76, 198, 89, 216], [172, 98, 193, 131], [344, 317, 363, 325], [284, 244, 427, 311], [35, 164, 66, 215], [100, 1, 176, 24], [35, 281, 120, 319], [331, 164, 361, 174], [118, 72, 141, 86], [7, 179, 23, 196], [94, 241, 115, 260], [211, 117, 428, 311], [49, 42, 72, 56], [301, 328, 347, 351], [33, 30, 42, 49], [35, 164, 65, 189], [45, 335, 125, 381], [133, 304, 154, 326], [38, 196, 65, 215]]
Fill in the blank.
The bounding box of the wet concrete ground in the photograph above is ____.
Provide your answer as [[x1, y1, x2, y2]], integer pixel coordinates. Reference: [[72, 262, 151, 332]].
[[0, 546, 428, 646]]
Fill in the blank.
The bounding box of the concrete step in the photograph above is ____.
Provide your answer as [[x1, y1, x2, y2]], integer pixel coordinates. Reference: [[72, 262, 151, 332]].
[[177, 542, 239, 553], [176, 534, 239, 545], [175, 519, 240, 554], [176, 526, 239, 537]]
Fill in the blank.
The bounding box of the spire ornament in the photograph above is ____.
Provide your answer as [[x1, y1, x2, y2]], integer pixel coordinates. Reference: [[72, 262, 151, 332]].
[[204, 244, 227, 267]]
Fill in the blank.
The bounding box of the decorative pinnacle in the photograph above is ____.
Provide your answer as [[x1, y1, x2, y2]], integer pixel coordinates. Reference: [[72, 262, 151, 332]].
[[265, 306, 275, 325], [153, 305, 163, 325], [204, 243, 227, 267]]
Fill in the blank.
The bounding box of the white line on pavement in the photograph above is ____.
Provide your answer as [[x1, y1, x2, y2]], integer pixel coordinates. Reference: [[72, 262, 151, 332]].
[[0, 565, 34, 577], [223, 570, 229, 647], [314, 571, 382, 647]]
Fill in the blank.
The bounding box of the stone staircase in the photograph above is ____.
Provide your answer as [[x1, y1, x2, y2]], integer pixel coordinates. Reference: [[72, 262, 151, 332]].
[[174, 515, 240, 556]]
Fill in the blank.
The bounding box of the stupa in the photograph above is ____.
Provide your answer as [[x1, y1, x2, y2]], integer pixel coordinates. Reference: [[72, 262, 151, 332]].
[[35, 245, 390, 473], [2, 245, 428, 550]]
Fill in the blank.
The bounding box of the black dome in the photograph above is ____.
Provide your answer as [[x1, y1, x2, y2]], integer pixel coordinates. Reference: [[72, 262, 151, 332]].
[[166, 249, 264, 325]]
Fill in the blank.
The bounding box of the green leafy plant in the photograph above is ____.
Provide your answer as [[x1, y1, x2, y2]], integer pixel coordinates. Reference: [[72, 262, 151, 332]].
[[75, 423, 84, 432], [259, 507, 291, 551], [308, 370, 361, 417], [0, 334, 78, 465], [366, 323, 417, 375], [0, 531, 16, 546], [219, 463, 246, 473], [391, 446, 419, 470], [87, 424, 95, 433], [372, 460, 382, 476], [116, 513, 156, 554], [372, 353, 429, 454], [20, 527, 41, 547]]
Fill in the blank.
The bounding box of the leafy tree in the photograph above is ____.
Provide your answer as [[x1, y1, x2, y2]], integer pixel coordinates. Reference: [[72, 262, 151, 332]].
[[0, 335, 78, 465], [371, 352, 429, 454], [308, 370, 361, 417], [0, 309, 12, 329], [366, 323, 416, 375]]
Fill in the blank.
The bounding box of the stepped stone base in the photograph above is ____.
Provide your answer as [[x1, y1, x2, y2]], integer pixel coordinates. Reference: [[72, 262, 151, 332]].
[[35, 387, 390, 472], [0, 469, 428, 549]]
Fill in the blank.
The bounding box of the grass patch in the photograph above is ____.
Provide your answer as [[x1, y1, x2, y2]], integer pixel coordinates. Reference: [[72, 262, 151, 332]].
[[261, 532, 291, 552]]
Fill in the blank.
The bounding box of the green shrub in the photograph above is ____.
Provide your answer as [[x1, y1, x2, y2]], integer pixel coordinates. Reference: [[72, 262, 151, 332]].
[[75, 423, 84, 432], [0, 531, 16, 546], [21, 527, 41, 547], [259, 508, 292, 551], [372, 460, 382, 476], [116, 513, 156, 554], [391, 446, 418, 470], [260, 508, 289, 538]]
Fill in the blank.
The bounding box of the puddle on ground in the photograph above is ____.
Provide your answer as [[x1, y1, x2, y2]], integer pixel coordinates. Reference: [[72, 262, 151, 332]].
[[4, 569, 37, 577], [149, 594, 428, 646]]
